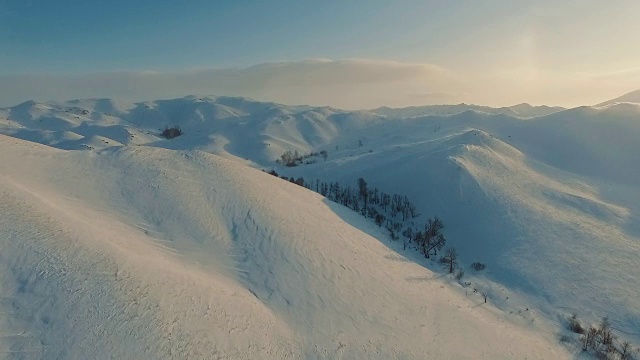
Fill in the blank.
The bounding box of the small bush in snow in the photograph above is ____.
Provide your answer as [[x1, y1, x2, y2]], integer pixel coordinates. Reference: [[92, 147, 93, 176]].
[[568, 313, 585, 334], [455, 269, 464, 280], [161, 126, 182, 139], [470, 262, 486, 271]]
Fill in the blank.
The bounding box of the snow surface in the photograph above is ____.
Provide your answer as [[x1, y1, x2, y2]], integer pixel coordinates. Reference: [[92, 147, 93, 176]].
[[1, 91, 639, 358], [0, 135, 571, 359]]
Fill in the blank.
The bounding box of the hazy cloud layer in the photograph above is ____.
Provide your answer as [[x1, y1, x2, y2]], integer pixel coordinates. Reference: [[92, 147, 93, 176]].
[[1, 59, 637, 108]]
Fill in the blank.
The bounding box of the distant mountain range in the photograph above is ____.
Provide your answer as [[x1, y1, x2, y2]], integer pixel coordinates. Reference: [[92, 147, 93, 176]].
[[372, 102, 565, 118]]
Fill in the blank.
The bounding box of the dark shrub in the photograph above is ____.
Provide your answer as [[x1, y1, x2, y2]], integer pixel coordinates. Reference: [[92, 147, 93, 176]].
[[568, 313, 585, 334], [161, 126, 182, 139]]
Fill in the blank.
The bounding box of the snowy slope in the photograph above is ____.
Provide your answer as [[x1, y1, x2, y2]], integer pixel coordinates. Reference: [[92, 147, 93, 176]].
[[277, 102, 640, 340], [0, 135, 570, 359], [267, 102, 640, 344], [1, 93, 639, 351]]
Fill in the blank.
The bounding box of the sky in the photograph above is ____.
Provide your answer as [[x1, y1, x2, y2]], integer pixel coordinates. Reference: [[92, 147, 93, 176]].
[[1, 0, 639, 108]]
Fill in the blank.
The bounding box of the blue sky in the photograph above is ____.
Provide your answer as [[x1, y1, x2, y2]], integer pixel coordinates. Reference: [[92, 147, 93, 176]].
[[1, 0, 501, 73], [1, 0, 639, 107]]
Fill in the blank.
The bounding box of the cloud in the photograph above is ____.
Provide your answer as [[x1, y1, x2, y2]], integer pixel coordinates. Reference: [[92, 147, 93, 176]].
[[2, 59, 638, 108], [0, 59, 466, 109], [405, 91, 468, 104], [595, 67, 640, 77]]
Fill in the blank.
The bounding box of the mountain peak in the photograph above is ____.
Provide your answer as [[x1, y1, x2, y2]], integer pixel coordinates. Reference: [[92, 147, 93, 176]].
[[596, 89, 640, 107]]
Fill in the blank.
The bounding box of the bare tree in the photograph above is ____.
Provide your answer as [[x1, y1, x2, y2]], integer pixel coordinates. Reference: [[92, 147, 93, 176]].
[[381, 193, 391, 212], [582, 327, 598, 351], [619, 341, 635, 360], [440, 247, 458, 273], [320, 150, 328, 161], [423, 216, 446, 258], [402, 226, 414, 243], [598, 317, 615, 353], [357, 178, 368, 200]]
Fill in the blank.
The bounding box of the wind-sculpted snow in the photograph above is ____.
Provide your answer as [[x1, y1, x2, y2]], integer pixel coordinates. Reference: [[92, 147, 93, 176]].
[[0, 136, 570, 359]]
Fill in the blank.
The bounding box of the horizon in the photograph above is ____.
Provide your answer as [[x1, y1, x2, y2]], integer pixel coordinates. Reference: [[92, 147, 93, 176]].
[[2, 1, 639, 108], [0, 85, 634, 111]]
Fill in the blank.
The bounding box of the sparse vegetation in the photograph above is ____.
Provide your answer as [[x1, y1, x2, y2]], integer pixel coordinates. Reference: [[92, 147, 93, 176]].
[[574, 315, 638, 360], [470, 262, 486, 271], [161, 126, 182, 139], [276, 150, 327, 167]]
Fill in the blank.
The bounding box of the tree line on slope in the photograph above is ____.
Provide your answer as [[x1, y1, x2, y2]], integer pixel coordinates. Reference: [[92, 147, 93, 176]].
[[264, 169, 466, 274]]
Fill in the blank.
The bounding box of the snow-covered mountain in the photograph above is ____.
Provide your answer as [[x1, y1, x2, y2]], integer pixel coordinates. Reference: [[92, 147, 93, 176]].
[[596, 89, 640, 107], [372, 103, 565, 118], [1, 92, 639, 358], [0, 96, 348, 164]]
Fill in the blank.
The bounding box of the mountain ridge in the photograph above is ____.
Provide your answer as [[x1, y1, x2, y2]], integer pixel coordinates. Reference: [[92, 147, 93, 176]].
[[596, 89, 640, 107]]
